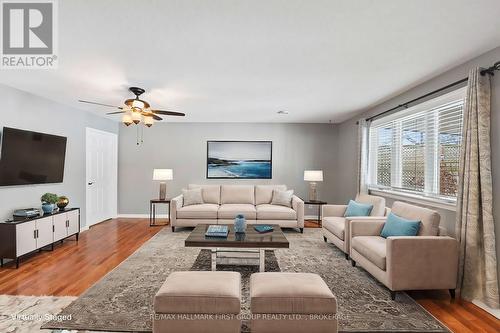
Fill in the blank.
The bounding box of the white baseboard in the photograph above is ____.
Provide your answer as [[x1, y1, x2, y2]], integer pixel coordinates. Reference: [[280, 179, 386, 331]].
[[80, 226, 90, 232], [118, 214, 169, 218], [472, 299, 500, 319], [305, 215, 320, 220]]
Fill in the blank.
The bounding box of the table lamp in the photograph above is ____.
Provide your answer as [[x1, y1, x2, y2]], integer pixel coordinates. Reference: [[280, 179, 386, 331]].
[[304, 170, 323, 201], [153, 169, 173, 200]]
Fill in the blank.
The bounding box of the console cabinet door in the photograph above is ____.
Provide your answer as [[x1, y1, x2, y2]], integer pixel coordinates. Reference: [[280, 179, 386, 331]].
[[16, 221, 37, 257], [67, 210, 79, 235], [36, 216, 53, 248], [53, 213, 68, 241]]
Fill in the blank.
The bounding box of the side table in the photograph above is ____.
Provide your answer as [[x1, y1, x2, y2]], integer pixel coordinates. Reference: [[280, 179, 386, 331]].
[[304, 200, 328, 227], [150, 199, 171, 227]]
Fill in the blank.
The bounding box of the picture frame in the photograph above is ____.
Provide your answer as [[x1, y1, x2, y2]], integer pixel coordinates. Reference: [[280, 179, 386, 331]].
[[206, 141, 272, 179]]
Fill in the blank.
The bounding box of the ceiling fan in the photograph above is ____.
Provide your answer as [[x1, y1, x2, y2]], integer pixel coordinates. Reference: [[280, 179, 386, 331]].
[[78, 86, 185, 127]]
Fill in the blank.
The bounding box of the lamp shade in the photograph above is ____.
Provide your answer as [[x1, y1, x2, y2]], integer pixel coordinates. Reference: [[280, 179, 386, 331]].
[[153, 169, 173, 180], [304, 170, 323, 182]]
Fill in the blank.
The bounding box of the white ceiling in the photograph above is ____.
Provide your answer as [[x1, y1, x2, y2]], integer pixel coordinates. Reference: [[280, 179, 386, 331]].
[[1, 0, 500, 123]]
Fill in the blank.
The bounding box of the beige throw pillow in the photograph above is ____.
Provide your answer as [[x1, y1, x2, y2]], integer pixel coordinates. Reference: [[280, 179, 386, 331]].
[[271, 189, 294, 207], [182, 188, 204, 206]]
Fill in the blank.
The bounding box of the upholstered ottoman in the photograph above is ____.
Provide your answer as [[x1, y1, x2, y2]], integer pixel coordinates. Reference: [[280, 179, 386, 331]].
[[250, 272, 338, 333], [153, 271, 241, 333]]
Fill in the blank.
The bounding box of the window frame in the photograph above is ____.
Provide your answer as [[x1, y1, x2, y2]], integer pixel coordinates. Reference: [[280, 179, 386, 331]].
[[367, 87, 466, 208]]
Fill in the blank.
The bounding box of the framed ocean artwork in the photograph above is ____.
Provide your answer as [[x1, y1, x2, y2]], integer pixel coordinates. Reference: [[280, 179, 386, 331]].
[[207, 141, 272, 179]]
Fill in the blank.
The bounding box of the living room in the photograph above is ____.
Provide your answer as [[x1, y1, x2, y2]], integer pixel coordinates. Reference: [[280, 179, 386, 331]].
[[0, 1, 499, 332]]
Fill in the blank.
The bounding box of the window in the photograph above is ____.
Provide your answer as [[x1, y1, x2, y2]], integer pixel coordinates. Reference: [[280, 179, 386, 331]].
[[367, 88, 465, 202]]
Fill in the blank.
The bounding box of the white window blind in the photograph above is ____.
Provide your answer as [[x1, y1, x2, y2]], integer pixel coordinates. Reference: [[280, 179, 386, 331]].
[[367, 87, 465, 202]]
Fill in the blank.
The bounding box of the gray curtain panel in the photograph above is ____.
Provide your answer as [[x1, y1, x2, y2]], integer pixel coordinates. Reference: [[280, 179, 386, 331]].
[[455, 68, 499, 309]]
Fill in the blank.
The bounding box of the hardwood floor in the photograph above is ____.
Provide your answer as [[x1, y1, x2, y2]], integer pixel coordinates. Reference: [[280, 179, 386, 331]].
[[0, 218, 163, 296], [0, 218, 498, 332]]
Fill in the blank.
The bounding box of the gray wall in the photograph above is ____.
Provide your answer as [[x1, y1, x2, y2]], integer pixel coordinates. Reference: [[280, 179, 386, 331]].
[[335, 46, 500, 277], [0, 84, 119, 227], [118, 123, 338, 216]]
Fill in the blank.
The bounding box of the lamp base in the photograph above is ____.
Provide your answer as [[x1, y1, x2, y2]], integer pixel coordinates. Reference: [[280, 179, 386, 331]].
[[309, 182, 317, 201], [159, 182, 167, 200]]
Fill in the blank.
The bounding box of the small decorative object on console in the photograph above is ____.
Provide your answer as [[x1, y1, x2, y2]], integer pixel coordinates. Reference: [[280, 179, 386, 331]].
[[234, 214, 246, 233], [57, 196, 69, 210], [254, 225, 274, 233], [41, 193, 58, 214], [205, 225, 229, 238], [13, 208, 40, 220]]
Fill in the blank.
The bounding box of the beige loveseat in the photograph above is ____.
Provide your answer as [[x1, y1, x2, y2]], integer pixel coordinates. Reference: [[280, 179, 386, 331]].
[[170, 185, 305, 232], [322, 194, 388, 260], [349, 201, 459, 300]]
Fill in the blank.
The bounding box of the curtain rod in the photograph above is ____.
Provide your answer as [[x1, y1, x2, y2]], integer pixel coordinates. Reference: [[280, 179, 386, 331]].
[[364, 60, 500, 123]]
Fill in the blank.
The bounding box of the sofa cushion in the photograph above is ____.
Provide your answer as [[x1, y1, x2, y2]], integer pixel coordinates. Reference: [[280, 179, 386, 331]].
[[344, 200, 373, 217], [256, 204, 296, 220], [380, 212, 421, 238], [250, 272, 337, 314], [391, 201, 440, 236], [322, 217, 345, 240], [188, 184, 221, 204], [177, 204, 219, 219], [355, 194, 386, 216], [154, 271, 241, 314], [182, 188, 204, 206], [218, 204, 257, 219], [221, 185, 255, 205], [255, 185, 287, 205], [352, 236, 387, 270]]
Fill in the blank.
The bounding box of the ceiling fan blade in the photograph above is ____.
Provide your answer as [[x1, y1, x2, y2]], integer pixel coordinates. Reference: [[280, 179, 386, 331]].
[[106, 111, 126, 115], [142, 112, 163, 121], [78, 100, 123, 109], [151, 110, 185, 117]]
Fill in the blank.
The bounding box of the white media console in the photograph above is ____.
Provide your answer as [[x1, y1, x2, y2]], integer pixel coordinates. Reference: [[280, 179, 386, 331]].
[[0, 208, 80, 268]]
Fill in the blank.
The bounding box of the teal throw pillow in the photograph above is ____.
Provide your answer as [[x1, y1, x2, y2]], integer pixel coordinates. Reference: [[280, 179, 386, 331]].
[[380, 212, 421, 238], [344, 200, 373, 217]]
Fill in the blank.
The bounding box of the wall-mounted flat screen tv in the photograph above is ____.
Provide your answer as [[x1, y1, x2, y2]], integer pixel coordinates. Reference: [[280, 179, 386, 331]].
[[207, 141, 272, 179], [0, 127, 67, 186]]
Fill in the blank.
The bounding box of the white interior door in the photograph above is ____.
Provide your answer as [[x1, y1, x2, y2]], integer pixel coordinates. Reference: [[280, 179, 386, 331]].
[[86, 128, 118, 227]]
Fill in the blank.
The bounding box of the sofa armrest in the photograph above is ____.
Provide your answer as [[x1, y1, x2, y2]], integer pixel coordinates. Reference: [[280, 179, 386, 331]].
[[350, 219, 386, 238], [292, 195, 304, 228], [170, 195, 183, 226], [322, 205, 347, 217], [386, 236, 459, 291]]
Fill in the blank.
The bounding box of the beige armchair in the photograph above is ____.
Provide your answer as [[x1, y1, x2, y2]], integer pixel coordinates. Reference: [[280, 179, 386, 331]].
[[322, 194, 387, 259], [349, 201, 459, 300]]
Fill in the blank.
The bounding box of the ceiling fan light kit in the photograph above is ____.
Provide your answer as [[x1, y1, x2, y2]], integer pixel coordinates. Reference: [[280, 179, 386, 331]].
[[78, 86, 186, 144], [122, 113, 133, 126]]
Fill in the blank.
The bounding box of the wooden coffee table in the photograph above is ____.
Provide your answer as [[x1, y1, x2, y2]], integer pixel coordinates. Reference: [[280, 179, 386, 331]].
[[185, 224, 289, 272]]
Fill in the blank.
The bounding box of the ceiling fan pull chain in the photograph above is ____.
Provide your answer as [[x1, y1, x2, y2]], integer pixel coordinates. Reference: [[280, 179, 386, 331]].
[[136, 125, 139, 145], [141, 125, 144, 144]]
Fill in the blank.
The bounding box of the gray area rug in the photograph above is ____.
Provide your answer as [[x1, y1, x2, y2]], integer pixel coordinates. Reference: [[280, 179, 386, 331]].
[[43, 228, 450, 332]]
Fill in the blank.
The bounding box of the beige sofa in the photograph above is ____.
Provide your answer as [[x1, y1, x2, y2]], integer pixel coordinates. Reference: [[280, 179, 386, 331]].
[[349, 201, 459, 300], [322, 194, 387, 260], [170, 185, 305, 232]]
